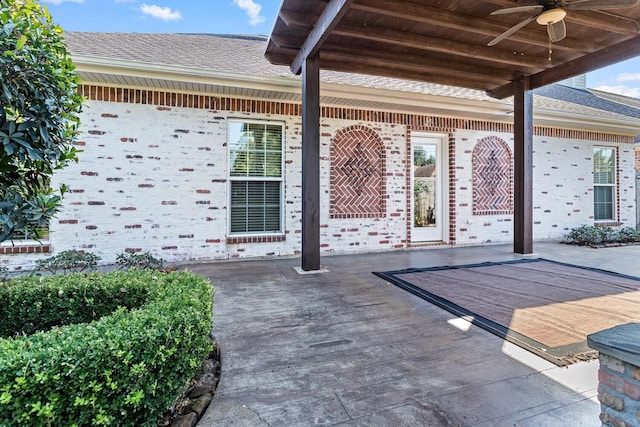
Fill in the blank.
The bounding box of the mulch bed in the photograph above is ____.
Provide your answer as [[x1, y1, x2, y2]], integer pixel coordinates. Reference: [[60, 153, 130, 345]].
[[162, 342, 220, 427]]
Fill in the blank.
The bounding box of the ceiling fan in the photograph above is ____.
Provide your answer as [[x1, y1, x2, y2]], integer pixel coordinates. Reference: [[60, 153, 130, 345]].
[[487, 0, 639, 46]]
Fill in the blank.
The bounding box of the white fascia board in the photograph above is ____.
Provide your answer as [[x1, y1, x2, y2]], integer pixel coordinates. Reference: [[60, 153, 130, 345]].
[[72, 55, 302, 95], [533, 108, 640, 135], [320, 83, 514, 119]]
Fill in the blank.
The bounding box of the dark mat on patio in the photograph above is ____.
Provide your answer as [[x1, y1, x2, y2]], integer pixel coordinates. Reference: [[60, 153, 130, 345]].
[[374, 258, 640, 366]]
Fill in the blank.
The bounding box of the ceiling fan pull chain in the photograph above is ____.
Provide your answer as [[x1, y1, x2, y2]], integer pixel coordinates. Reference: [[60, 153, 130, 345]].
[[548, 39, 553, 61]]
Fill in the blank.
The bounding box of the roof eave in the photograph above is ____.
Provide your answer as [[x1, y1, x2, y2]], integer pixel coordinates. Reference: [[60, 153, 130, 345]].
[[71, 55, 640, 136]]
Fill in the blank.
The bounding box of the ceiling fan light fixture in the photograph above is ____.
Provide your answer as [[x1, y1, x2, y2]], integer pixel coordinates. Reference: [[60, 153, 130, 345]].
[[535, 8, 567, 25]]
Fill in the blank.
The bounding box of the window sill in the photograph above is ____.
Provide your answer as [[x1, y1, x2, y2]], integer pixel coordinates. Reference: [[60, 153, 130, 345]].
[[594, 221, 622, 227], [0, 241, 51, 254], [227, 235, 285, 244]]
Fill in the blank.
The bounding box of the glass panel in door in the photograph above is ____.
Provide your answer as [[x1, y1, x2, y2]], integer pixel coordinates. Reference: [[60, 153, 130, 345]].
[[411, 136, 443, 242]]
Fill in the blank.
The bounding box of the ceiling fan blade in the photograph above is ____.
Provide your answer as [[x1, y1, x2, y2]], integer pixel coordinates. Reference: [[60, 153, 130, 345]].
[[488, 15, 538, 46], [547, 19, 567, 42], [491, 5, 543, 15], [565, 0, 639, 10]]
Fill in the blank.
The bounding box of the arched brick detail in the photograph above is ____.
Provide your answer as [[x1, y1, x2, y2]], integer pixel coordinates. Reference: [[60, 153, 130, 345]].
[[472, 136, 513, 215], [330, 125, 386, 218]]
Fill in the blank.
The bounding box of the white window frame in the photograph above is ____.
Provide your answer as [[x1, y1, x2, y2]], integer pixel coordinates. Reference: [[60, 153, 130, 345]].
[[593, 146, 617, 222], [227, 119, 285, 236]]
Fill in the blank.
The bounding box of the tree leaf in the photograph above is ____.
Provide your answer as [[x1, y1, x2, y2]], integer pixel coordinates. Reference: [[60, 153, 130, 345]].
[[16, 35, 27, 50]]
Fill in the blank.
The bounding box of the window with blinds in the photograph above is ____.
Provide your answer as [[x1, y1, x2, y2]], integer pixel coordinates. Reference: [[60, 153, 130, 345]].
[[228, 120, 283, 234], [593, 147, 616, 221]]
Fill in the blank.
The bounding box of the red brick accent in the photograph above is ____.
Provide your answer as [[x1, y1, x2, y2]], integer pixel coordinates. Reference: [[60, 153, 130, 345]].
[[226, 235, 285, 244], [79, 85, 635, 144], [600, 411, 630, 427], [330, 125, 386, 218], [472, 136, 514, 215], [0, 244, 50, 254]]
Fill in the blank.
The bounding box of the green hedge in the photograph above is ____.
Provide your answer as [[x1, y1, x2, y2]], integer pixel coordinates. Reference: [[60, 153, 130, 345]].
[[565, 225, 640, 246], [0, 270, 214, 426], [0, 272, 151, 338]]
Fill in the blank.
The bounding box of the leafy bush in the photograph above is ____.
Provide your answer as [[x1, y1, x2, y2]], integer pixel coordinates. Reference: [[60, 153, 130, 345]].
[[0, 272, 151, 337], [35, 249, 100, 274], [565, 225, 640, 246], [0, 270, 214, 426], [566, 225, 603, 245], [116, 251, 163, 271], [615, 227, 640, 243], [0, 0, 83, 242], [0, 265, 7, 282]]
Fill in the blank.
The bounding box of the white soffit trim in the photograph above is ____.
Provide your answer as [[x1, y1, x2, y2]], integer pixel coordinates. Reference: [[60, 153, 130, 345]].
[[72, 55, 512, 117], [72, 55, 640, 136]]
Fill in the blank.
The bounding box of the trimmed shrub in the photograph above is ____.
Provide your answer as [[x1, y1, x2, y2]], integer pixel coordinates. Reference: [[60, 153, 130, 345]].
[[0, 272, 151, 338], [565, 225, 640, 246], [35, 250, 101, 274], [0, 270, 214, 426], [116, 251, 164, 271], [616, 226, 640, 243]]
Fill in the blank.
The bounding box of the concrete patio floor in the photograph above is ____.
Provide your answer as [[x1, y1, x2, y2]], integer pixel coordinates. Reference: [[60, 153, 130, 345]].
[[185, 242, 640, 426]]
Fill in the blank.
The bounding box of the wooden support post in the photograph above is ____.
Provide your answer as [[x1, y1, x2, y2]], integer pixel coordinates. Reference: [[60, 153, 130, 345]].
[[513, 75, 533, 255], [301, 54, 321, 271]]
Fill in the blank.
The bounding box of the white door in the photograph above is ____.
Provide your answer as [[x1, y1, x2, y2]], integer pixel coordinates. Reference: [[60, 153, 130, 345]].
[[411, 134, 447, 242]]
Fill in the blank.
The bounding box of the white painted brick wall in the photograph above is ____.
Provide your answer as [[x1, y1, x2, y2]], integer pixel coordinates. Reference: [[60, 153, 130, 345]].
[[454, 129, 636, 245], [2, 99, 637, 272]]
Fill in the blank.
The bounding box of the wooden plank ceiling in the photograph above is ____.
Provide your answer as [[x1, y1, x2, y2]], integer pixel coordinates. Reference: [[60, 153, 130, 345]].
[[265, 0, 640, 99]]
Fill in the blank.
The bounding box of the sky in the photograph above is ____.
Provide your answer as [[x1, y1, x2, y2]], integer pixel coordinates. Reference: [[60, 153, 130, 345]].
[[42, 0, 640, 98]]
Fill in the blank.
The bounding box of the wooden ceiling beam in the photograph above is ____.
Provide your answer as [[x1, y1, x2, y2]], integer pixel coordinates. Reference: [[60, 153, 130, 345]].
[[565, 10, 640, 34], [278, 9, 315, 29], [269, 34, 304, 50], [264, 53, 296, 66], [350, 0, 600, 52], [319, 59, 494, 92], [321, 47, 513, 85], [278, 10, 564, 72], [331, 24, 566, 70], [290, 0, 353, 75], [488, 34, 640, 98]]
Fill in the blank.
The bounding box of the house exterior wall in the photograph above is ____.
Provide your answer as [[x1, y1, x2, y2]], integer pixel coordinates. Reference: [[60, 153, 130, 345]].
[[1, 85, 636, 272], [455, 130, 636, 245]]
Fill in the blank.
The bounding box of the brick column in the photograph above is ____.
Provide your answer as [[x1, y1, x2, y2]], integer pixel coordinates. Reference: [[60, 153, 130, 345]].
[[587, 323, 640, 427]]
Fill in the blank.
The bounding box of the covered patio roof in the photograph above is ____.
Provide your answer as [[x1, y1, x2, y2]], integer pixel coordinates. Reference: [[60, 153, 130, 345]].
[[266, 0, 640, 271], [265, 0, 640, 99]]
